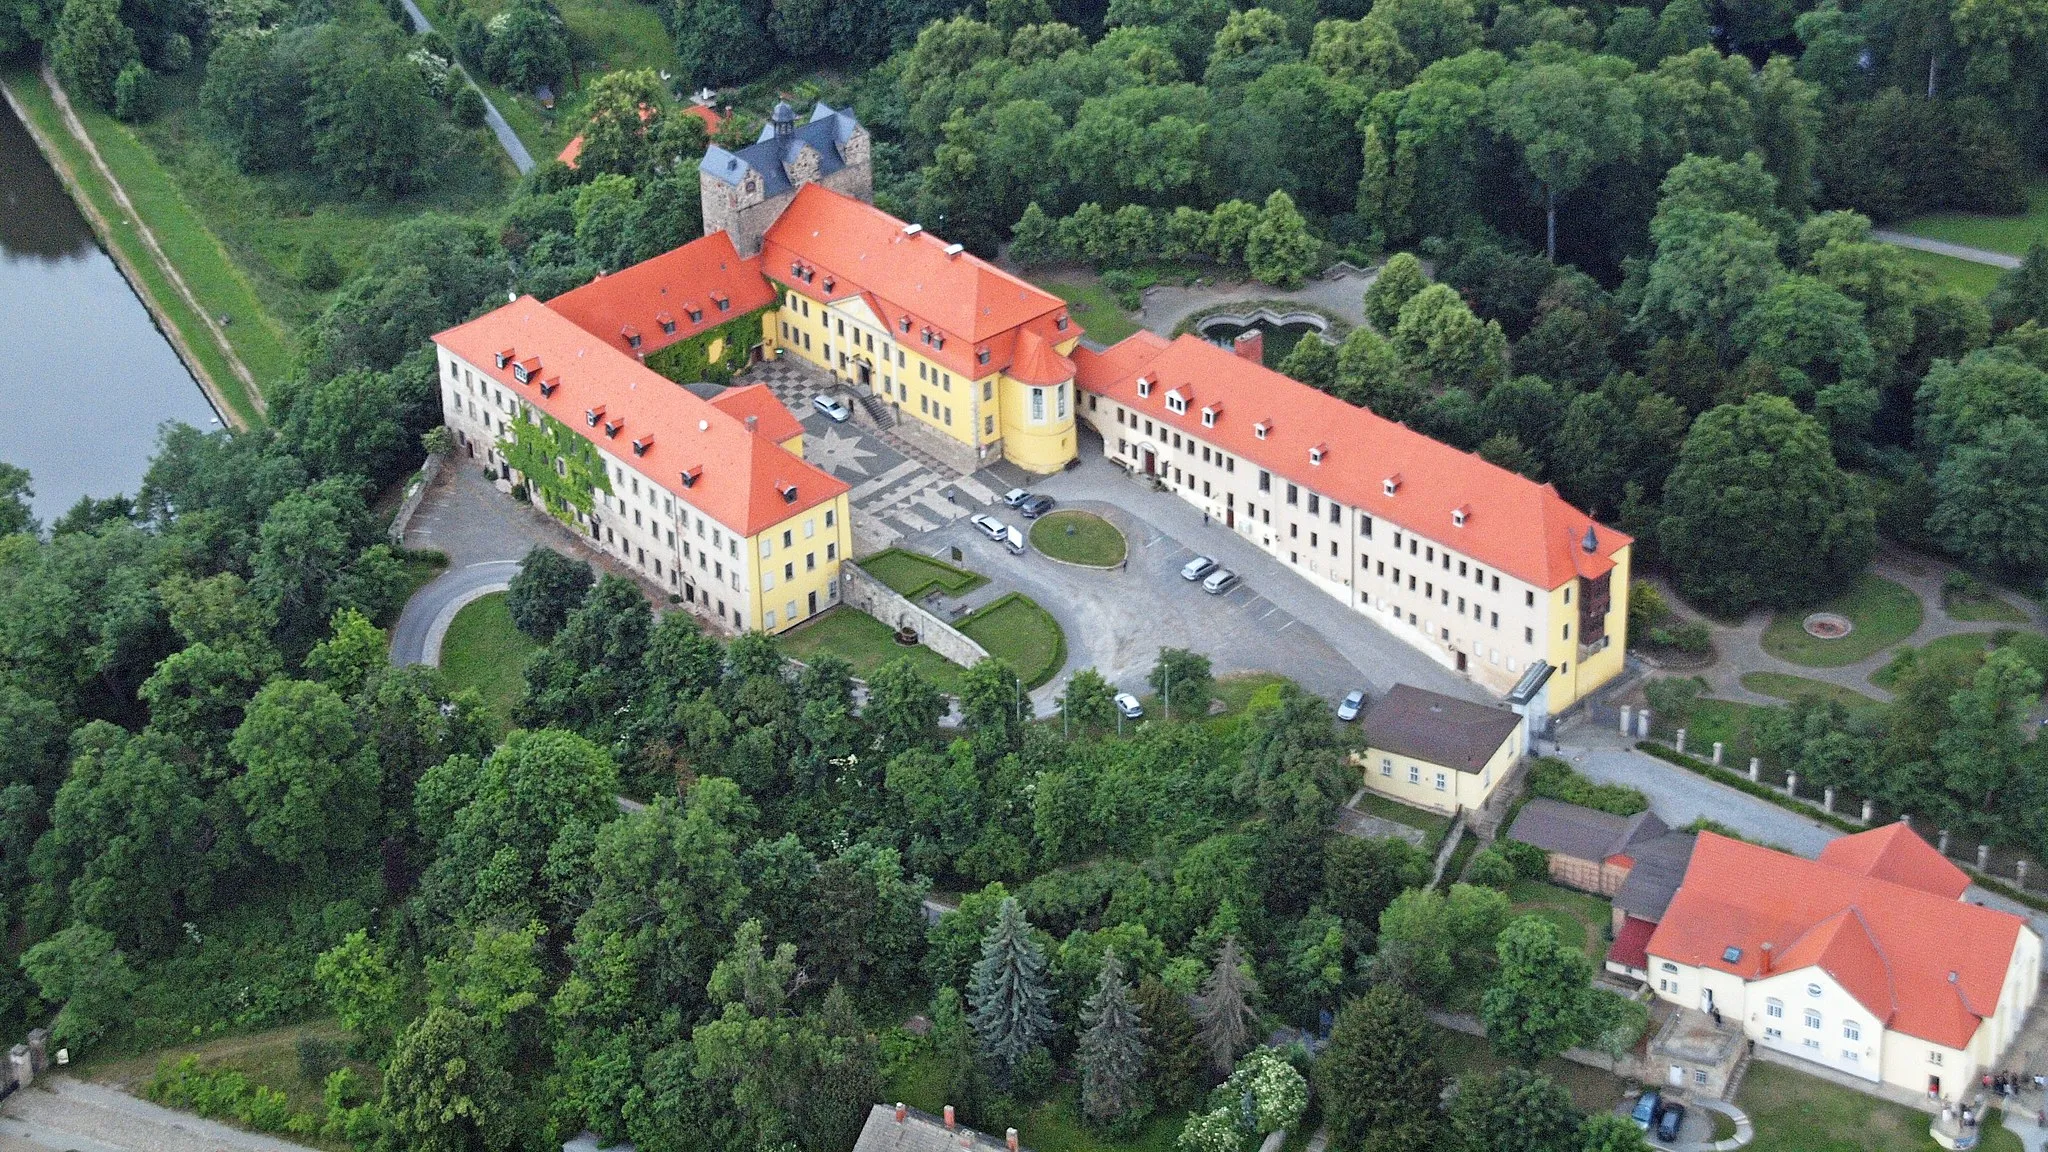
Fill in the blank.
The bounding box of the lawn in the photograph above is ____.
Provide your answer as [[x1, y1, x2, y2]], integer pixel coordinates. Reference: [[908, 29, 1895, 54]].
[[1738, 672, 1885, 712], [1211, 671, 1291, 717], [1870, 633, 1997, 689], [860, 547, 988, 600], [3, 68, 271, 426], [1889, 246, 2007, 299], [1893, 178, 2048, 258], [81, 1019, 371, 1144], [1042, 273, 1142, 345], [1760, 573, 1924, 668], [1946, 587, 2029, 623], [1737, 1060, 2022, 1152], [1350, 790, 1453, 850], [778, 605, 965, 695], [439, 592, 537, 733], [1506, 879, 1613, 962], [1433, 1027, 1629, 1113], [1030, 510, 1127, 567], [959, 593, 1067, 688], [1676, 698, 1773, 767]]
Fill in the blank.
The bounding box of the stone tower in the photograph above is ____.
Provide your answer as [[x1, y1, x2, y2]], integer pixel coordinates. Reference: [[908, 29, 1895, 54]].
[[699, 101, 873, 257]]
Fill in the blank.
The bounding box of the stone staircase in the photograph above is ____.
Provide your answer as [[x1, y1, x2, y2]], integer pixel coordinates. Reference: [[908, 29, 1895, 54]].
[[854, 390, 895, 430]]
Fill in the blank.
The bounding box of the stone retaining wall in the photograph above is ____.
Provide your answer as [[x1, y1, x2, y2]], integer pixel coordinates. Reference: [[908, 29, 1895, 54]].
[[841, 564, 990, 668]]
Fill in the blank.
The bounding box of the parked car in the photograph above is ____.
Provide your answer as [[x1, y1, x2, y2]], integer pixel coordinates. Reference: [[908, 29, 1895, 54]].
[[970, 514, 1009, 541], [1337, 690, 1366, 721], [1202, 569, 1238, 594], [812, 393, 851, 422], [1002, 488, 1031, 507], [1020, 494, 1055, 518], [1114, 692, 1144, 719], [1656, 1102, 1685, 1143], [1181, 555, 1218, 581], [1630, 1092, 1662, 1131]]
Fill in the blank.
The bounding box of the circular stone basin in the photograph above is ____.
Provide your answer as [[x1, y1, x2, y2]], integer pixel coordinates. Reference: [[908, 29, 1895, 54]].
[[893, 626, 920, 646], [1803, 612, 1853, 639]]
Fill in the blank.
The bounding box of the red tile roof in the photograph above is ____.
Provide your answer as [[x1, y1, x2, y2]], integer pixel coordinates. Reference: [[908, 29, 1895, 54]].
[[545, 232, 778, 360], [761, 184, 1079, 382], [709, 383, 804, 445], [1818, 823, 1972, 900], [1646, 831, 2025, 1050], [1610, 915, 1658, 972], [434, 296, 846, 537], [1074, 333, 1631, 590], [1010, 327, 1076, 386]]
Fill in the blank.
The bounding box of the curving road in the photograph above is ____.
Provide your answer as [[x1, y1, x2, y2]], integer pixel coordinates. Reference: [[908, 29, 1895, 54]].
[[389, 465, 564, 666], [393, 0, 535, 174], [1873, 229, 2022, 269]]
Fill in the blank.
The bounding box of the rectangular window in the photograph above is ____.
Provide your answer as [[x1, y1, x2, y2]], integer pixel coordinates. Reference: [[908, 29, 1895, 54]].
[[1767, 1001, 1784, 1019], [1407, 765, 1420, 784], [1360, 514, 1373, 538], [1434, 772, 1447, 791], [1525, 627, 1535, 643], [1804, 1011, 1821, 1029], [1843, 1023, 1860, 1041], [1031, 388, 1045, 421], [782, 530, 793, 548], [825, 509, 835, 527], [1380, 757, 1392, 777], [1307, 494, 1319, 514], [1286, 483, 1299, 506]]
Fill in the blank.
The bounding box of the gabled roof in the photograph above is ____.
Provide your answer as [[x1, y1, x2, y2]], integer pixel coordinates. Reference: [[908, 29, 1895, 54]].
[[1361, 684, 1521, 772], [434, 297, 846, 537], [709, 383, 803, 445], [1073, 334, 1630, 590], [1646, 830, 2026, 1050], [1818, 823, 1971, 900], [760, 184, 1078, 382], [700, 102, 859, 197], [1610, 915, 1658, 972], [852, 1105, 1020, 1152], [1612, 830, 1697, 922], [1508, 799, 1671, 864], [544, 232, 777, 360]]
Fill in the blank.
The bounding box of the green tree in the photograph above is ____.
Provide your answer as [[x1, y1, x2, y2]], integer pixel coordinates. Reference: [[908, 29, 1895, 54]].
[[1658, 394, 1876, 614], [306, 606, 388, 696], [1489, 57, 1641, 261], [1579, 1112, 1652, 1152], [1992, 242, 2048, 329], [1136, 976, 1205, 1110], [969, 897, 1056, 1071], [1480, 916, 1598, 1065], [1011, 202, 1061, 265], [506, 546, 594, 641], [1079, 951, 1150, 1125], [1192, 935, 1260, 1076], [0, 463, 33, 537], [1392, 283, 1508, 391], [517, 574, 650, 740], [52, 0, 136, 111], [229, 679, 380, 867], [383, 1006, 526, 1152], [1059, 668, 1117, 730], [1150, 647, 1214, 719], [315, 929, 405, 1047], [1245, 190, 1321, 288], [669, 0, 772, 83], [1365, 252, 1428, 333], [482, 0, 568, 90], [21, 923, 138, 1047], [866, 657, 945, 752], [1450, 1067, 1582, 1152], [305, 42, 441, 198], [1323, 834, 1430, 932], [111, 59, 155, 120], [1319, 984, 1445, 1148]]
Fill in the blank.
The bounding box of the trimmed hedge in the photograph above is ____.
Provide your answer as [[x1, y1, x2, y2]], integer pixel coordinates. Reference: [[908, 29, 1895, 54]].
[[1526, 756, 1648, 815]]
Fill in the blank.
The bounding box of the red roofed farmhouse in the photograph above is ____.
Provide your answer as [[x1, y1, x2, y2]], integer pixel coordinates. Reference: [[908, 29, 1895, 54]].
[[1644, 828, 2040, 1098], [1074, 333, 1631, 712]]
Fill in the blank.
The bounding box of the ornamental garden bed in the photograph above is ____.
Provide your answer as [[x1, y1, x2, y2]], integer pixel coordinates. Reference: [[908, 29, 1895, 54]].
[[1029, 510, 1127, 567]]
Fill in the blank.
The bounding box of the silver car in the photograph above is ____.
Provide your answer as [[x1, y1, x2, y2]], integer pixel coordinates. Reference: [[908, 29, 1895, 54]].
[[1181, 555, 1218, 581], [811, 393, 852, 422], [1202, 569, 1238, 594], [1337, 690, 1366, 721], [1115, 692, 1144, 719], [969, 513, 1009, 541]]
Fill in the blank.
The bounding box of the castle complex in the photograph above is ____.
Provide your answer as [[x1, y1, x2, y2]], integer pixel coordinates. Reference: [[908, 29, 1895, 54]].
[[431, 101, 1629, 712]]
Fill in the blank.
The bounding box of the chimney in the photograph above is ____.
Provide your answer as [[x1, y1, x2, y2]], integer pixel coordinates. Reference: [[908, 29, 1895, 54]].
[[1760, 942, 1773, 974], [745, 414, 759, 433], [1233, 328, 1264, 363], [1008, 1129, 1020, 1151], [895, 1103, 907, 1123], [944, 1105, 955, 1130]]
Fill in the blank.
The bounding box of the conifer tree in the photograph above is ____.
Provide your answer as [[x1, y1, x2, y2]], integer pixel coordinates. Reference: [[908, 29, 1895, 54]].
[[1192, 936, 1261, 1077], [968, 898, 1054, 1071], [1136, 977, 1204, 1111], [1079, 951, 1149, 1125]]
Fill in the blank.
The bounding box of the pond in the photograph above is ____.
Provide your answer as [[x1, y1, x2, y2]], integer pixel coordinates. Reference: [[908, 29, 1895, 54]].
[[0, 97, 219, 524], [1197, 319, 1327, 369]]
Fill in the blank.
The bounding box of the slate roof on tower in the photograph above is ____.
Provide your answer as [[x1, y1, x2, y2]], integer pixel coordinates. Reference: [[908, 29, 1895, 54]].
[[761, 184, 1079, 382], [700, 102, 862, 197], [1646, 830, 2025, 1050], [1073, 333, 1630, 589], [434, 297, 846, 536]]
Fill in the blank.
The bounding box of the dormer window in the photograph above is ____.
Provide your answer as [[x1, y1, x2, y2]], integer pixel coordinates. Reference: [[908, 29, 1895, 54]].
[[1384, 473, 1402, 496], [1309, 444, 1326, 465], [899, 316, 913, 333], [538, 377, 559, 398], [714, 293, 730, 312], [779, 483, 798, 504], [977, 347, 991, 366], [933, 334, 945, 349], [1136, 376, 1151, 398], [822, 276, 835, 293], [631, 436, 653, 456], [679, 465, 702, 487], [1452, 506, 1469, 527], [584, 406, 604, 428], [602, 418, 623, 438], [512, 357, 538, 384], [494, 349, 512, 368], [688, 306, 703, 323], [621, 327, 641, 350], [921, 327, 933, 345], [791, 261, 803, 277], [1201, 404, 1219, 428], [657, 313, 676, 335], [1056, 314, 1070, 332], [1253, 420, 1270, 440], [1165, 388, 1188, 414]]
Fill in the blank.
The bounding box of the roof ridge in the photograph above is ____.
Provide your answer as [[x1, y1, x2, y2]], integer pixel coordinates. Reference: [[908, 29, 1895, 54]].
[[1842, 905, 1901, 1025]]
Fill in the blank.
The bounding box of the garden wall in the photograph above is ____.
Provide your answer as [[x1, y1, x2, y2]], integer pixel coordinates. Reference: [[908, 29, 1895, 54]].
[[841, 564, 990, 668]]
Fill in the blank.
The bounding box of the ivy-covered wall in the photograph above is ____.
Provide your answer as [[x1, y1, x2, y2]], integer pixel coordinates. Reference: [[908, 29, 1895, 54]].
[[644, 305, 773, 386], [498, 408, 612, 523]]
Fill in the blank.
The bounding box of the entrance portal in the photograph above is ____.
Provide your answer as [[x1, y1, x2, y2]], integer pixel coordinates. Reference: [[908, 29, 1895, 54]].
[[1143, 449, 1156, 476]]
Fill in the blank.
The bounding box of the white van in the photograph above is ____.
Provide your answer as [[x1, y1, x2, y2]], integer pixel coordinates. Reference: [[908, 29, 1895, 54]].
[[1004, 525, 1028, 555]]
